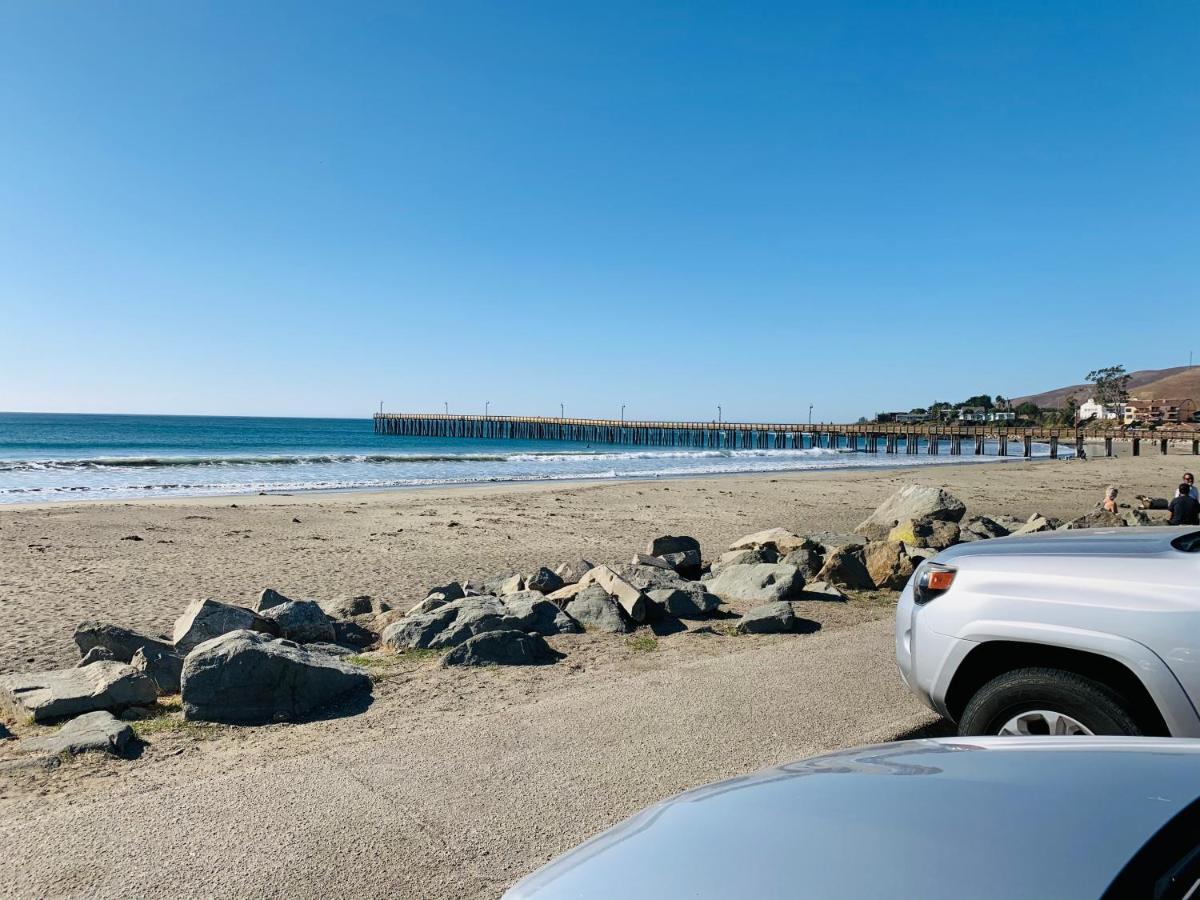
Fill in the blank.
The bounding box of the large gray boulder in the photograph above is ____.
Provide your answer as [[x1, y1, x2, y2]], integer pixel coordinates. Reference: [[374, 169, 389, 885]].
[[565, 585, 630, 633], [578, 565, 648, 623], [77, 647, 116, 667], [961, 516, 1010, 542], [712, 547, 779, 572], [181, 630, 372, 724], [817, 546, 876, 591], [261, 600, 336, 644], [646, 535, 702, 574], [255, 588, 292, 612], [381, 597, 512, 651], [706, 563, 806, 603], [173, 599, 278, 654], [502, 593, 581, 635], [554, 560, 595, 585], [855, 485, 967, 540], [619, 562, 689, 593], [74, 621, 173, 663], [318, 594, 392, 620], [525, 567, 565, 595], [131, 645, 185, 695], [727, 528, 811, 555], [441, 629, 562, 667], [1011, 513, 1058, 535], [0, 662, 158, 723], [646, 586, 721, 618], [24, 711, 134, 757], [778, 546, 824, 581], [736, 602, 799, 634], [886, 518, 960, 551]]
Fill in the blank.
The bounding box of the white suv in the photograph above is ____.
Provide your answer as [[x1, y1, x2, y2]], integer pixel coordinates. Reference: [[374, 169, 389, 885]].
[[896, 526, 1200, 736]]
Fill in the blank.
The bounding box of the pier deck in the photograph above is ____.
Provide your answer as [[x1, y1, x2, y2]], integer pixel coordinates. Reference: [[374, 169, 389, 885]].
[[374, 413, 1199, 459]]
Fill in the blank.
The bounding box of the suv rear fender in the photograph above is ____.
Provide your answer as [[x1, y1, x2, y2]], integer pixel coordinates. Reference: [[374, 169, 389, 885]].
[[938, 621, 1200, 737]]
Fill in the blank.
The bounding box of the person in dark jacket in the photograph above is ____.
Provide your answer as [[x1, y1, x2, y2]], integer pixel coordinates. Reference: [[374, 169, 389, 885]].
[[1168, 484, 1200, 526]]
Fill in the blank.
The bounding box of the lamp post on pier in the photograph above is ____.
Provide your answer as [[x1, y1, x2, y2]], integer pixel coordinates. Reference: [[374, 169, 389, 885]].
[[808, 404, 813, 426], [717, 405, 722, 424], [485, 401, 490, 418], [560, 402, 564, 419], [621, 404, 626, 423], [444, 402, 448, 415]]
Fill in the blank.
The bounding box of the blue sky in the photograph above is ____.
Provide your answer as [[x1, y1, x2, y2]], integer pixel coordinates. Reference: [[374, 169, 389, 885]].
[[1, 1, 1195, 421]]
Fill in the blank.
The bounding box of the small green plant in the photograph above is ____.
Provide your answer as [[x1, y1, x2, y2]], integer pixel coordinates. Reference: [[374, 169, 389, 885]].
[[129, 696, 218, 741], [626, 634, 659, 653]]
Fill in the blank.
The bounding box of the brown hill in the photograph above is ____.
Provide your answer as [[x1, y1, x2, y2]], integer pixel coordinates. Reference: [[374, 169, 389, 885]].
[[1013, 366, 1198, 409]]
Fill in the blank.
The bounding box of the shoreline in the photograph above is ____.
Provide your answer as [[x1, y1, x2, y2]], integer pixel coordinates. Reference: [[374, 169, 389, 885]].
[[0, 444, 1084, 509]]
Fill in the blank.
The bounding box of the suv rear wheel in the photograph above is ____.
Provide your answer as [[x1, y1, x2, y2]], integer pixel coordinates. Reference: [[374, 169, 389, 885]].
[[958, 667, 1144, 736]]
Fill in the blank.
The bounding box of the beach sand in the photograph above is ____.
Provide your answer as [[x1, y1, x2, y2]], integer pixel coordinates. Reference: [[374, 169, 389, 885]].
[[0, 447, 1191, 674], [1, 449, 1194, 897]]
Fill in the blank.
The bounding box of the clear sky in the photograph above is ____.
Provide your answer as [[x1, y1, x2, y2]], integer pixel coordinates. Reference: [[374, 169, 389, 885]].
[[1, 1, 1195, 422]]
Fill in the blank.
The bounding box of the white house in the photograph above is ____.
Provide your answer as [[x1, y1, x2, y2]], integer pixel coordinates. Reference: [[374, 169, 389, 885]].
[[1079, 397, 1120, 421]]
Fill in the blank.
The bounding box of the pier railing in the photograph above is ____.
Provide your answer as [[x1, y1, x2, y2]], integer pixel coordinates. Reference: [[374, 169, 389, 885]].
[[374, 413, 1199, 459]]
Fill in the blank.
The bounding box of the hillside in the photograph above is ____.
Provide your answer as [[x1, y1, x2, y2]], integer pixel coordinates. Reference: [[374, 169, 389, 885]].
[[1013, 366, 1198, 409]]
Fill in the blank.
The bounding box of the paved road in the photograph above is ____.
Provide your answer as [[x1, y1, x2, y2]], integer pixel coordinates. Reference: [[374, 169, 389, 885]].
[[4, 618, 938, 899]]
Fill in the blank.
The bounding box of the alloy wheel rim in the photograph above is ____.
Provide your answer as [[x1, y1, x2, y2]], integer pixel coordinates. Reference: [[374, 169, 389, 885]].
[[997, 709, 1094, 736]]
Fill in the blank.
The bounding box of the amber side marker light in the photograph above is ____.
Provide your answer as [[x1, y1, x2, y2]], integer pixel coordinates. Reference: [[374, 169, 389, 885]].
[[914, 564, 956, 605]]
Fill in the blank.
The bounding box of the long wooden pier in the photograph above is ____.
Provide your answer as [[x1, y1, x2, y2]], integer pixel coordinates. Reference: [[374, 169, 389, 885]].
[[374, 413, 1199, 458]]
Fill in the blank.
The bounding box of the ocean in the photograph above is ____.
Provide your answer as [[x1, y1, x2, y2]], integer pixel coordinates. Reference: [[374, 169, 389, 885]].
[[0, 412, 1069, 504]]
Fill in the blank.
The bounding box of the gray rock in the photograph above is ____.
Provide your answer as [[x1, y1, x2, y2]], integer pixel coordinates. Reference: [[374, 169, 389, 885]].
[[578, 565, 649, 623], [817, 546, 876, 591], [618, 562, 689, 593], [261, 600, 336, 644], [706, 564, 806, 602], [647, 535, 702, 574], [1123, 508, 1159, 527], [441, 629, 561, 667], [713, 547, 779, 572], [564, 585, 630, 633], [318, 594, 392, 619], [525, 567, 565, 595], [1060, 510, 1126, 530], [0, 662, 158, 723], [645, 586, 721, 618], [172, 598, 278, 654], [131, 645, 185, 695], [807, 532, 867, 553], [1012, 513, 1058, 535], [503, 593, 581, 635], [24, 711, 134, 757], [498, 574, 526, 596], [255, 588, 291, 612], [74, 621, 173, 663], [180, 630, 372, 725], [77, 646, 116, 667], [799, 580, 847, 601], [333, 620, 376, 649], [855, 485, 967, 539], [482, 571, 521, 595], [302, 642, 357, 658], [554, 560, 595, 585], [631, 553, 674, 570], [406, 595, 452, 616], [962, 516, 1010, 541], [736, 602, 798, 634], [727, 528, 812, 554], [380, 597, 511, 651], [778, 547, 824, 580]]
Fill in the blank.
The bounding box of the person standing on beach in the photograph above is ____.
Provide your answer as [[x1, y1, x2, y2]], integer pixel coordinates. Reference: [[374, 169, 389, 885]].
[[1168, 484, 1200, 526], [1178, 473, 1198, 501], [1102, 486, 1119, 514]]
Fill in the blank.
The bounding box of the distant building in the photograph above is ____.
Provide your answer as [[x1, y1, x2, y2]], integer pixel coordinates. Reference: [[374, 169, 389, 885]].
[[957, 407, 988, 422], [987, 411, 1016, 422], [1079, 397, 1120, 421], [876, 411, 926, 424], [1123, 398, 1197, 426]]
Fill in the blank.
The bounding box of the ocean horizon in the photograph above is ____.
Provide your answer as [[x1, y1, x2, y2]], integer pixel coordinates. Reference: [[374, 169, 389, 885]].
[[0, 411, 1070, 504]]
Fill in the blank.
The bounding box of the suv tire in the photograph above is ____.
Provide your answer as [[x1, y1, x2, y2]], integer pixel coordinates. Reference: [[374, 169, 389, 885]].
[[958, 666, 1144, 736]]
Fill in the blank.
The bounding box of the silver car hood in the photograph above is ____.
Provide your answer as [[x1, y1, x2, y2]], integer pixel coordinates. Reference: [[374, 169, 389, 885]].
[[505, 737, 1200, 900], [936, 526, 1200, 564]]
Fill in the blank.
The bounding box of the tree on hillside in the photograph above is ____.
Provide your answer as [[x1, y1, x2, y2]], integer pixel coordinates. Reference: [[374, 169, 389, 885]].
[[1086, 365, 1132, 408], [1016, 401, 1040, 419], [995, 395, 1008, 410], [961, 394, 994, 410]]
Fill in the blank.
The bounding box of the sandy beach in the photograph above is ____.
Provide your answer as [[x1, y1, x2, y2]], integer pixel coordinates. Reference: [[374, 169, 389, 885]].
[[1, 449, 1194, 897]]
